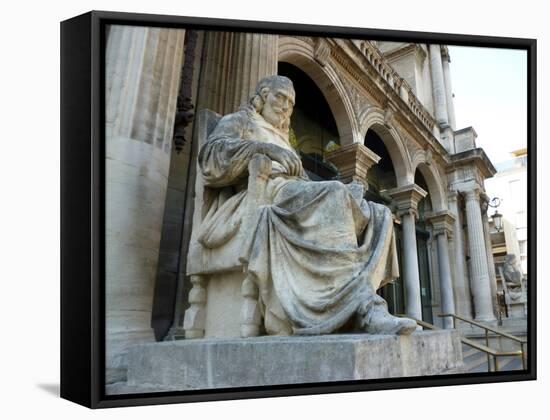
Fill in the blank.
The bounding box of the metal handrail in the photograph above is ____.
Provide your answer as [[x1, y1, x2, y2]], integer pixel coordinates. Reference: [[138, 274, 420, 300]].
[[396, 314, 526, 372], [439, 313, 527, 371], [439, 313, 527, 344]]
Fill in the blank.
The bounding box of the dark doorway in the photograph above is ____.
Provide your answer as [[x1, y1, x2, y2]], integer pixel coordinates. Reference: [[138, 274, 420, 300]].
[[415, 170, 434, 324], [363, 128, 404, 313]]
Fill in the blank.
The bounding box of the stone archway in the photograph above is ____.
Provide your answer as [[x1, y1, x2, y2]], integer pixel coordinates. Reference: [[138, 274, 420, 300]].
[[361, 108, 413, 186], [414, 161, 447, 212], [278, 36, 361, 146]]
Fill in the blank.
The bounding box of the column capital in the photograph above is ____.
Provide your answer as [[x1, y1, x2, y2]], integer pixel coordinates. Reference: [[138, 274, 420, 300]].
[[462, 187, 481, 202], [425, 210, 455, 238], [325, 143, 381, 190], [387, 184, 428, 218]]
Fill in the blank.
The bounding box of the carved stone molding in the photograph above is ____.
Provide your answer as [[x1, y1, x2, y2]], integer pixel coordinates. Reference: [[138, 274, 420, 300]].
[[387, 184, 428, 219], [341, 78, 372, 118], [331, 50, 387, 107], [325, 143, 381, 189], [425, 210, 455, 238], [314, 38, 331, 67]]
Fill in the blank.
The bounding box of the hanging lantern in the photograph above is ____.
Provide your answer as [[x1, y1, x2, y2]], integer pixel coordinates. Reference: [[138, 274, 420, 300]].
[[492, 210, 503, 232]]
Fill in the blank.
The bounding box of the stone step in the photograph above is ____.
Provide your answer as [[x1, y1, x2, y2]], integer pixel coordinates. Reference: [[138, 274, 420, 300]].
[[495, 355, 524, 371], [462, 346, 479, 359], [461, 342, 525, 373], [465, 352, 490, 373]]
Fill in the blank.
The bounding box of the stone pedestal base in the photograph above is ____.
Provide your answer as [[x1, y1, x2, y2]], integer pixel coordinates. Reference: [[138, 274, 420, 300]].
[[107, 330, 463, 394]]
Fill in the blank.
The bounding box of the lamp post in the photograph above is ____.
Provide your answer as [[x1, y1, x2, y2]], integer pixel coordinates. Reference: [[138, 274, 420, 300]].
[[488, 197, 503, 232]]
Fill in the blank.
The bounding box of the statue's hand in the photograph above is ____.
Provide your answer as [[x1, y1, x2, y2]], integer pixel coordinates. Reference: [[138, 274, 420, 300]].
[[258, 143, 303, 177]]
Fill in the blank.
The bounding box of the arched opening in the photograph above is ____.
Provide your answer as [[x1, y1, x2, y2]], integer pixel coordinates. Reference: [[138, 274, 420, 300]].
[[278, 62, 340, 180], [278, 36, 361, 146], [363, 129, 404, 313], [415, 161, 445, 212], [363, 128, 397, 203], [361, 112, 413, 186]]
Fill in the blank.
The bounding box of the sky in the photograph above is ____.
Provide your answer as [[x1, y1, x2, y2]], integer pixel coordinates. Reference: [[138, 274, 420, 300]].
[[448, 45, 527, 164]]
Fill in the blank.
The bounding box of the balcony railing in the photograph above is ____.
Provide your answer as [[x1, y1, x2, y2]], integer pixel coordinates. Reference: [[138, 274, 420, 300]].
[[357, 41, 436, 133]]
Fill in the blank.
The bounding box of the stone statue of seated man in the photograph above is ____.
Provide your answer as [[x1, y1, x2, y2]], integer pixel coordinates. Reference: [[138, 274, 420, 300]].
[[502, 254, 523, 289], [192, 75, 416, 336]]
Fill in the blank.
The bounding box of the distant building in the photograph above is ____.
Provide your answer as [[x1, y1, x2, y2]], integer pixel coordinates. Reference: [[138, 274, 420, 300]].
[[485, 148, 528, 275]]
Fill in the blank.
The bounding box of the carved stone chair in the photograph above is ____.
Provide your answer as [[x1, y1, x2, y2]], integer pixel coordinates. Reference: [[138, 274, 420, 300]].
[[183, 110, 271, 339]]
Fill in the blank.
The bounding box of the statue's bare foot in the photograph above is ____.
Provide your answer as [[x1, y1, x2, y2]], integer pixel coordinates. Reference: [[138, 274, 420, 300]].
[[361, 303, 417, 335]]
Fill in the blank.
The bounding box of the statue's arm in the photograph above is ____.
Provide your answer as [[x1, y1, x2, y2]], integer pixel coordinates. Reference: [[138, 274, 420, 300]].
[[199, 111, 302, 187], [199, 111, 263, 187]]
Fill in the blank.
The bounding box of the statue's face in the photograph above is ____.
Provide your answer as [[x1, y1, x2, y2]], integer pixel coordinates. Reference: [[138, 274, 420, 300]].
[[260, 85, 295, 129]]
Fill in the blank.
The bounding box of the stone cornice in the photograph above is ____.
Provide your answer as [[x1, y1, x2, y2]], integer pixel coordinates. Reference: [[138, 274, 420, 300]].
[[383, 43, 427, 64], [447, 148, 497, 180]]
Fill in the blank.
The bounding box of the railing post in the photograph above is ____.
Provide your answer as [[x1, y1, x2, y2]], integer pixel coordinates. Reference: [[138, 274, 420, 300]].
[[485, 330, 491, 370], [521, 343, 526, 370]]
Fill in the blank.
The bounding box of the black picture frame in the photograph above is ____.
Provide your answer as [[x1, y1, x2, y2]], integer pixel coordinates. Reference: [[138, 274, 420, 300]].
[[60, 10, 537, 409]]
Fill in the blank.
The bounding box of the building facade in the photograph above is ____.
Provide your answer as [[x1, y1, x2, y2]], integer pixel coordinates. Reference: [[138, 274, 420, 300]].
[[104, 26, 504, 382]]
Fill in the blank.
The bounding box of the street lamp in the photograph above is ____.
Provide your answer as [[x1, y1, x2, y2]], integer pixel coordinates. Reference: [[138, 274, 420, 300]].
[[488, 197, 503, 232]]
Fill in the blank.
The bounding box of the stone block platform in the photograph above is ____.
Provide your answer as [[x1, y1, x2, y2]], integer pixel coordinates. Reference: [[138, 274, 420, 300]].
[[109, 330, 464, 394]]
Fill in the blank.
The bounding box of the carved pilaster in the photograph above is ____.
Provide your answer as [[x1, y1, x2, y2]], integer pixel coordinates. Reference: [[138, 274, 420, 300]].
[[429, 44, 449, 130], [441, 46, 456, 130], [197, 32, 278, 115]]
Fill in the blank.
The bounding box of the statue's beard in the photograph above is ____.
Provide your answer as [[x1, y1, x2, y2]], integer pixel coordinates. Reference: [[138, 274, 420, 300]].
[[262, 107, 289, 130]]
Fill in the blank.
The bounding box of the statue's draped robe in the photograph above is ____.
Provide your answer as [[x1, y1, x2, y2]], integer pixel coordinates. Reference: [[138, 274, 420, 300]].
[[194, 107, 399, 335]]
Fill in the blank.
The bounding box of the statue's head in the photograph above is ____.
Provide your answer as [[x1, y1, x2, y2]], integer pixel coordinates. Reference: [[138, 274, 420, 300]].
[[250, 75, 295, 131]]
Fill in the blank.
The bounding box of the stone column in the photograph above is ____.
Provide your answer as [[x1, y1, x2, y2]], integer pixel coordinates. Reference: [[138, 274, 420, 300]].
[[388, 185, 428, 321], [197, 32, 278, 115], [105, 25, 186, 383], [427, 211, 456, 329], [463, 189, 496, 322], [447, 191, 472, 318], [441, 47, 457, 130], [429, 44, 449, 128]]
